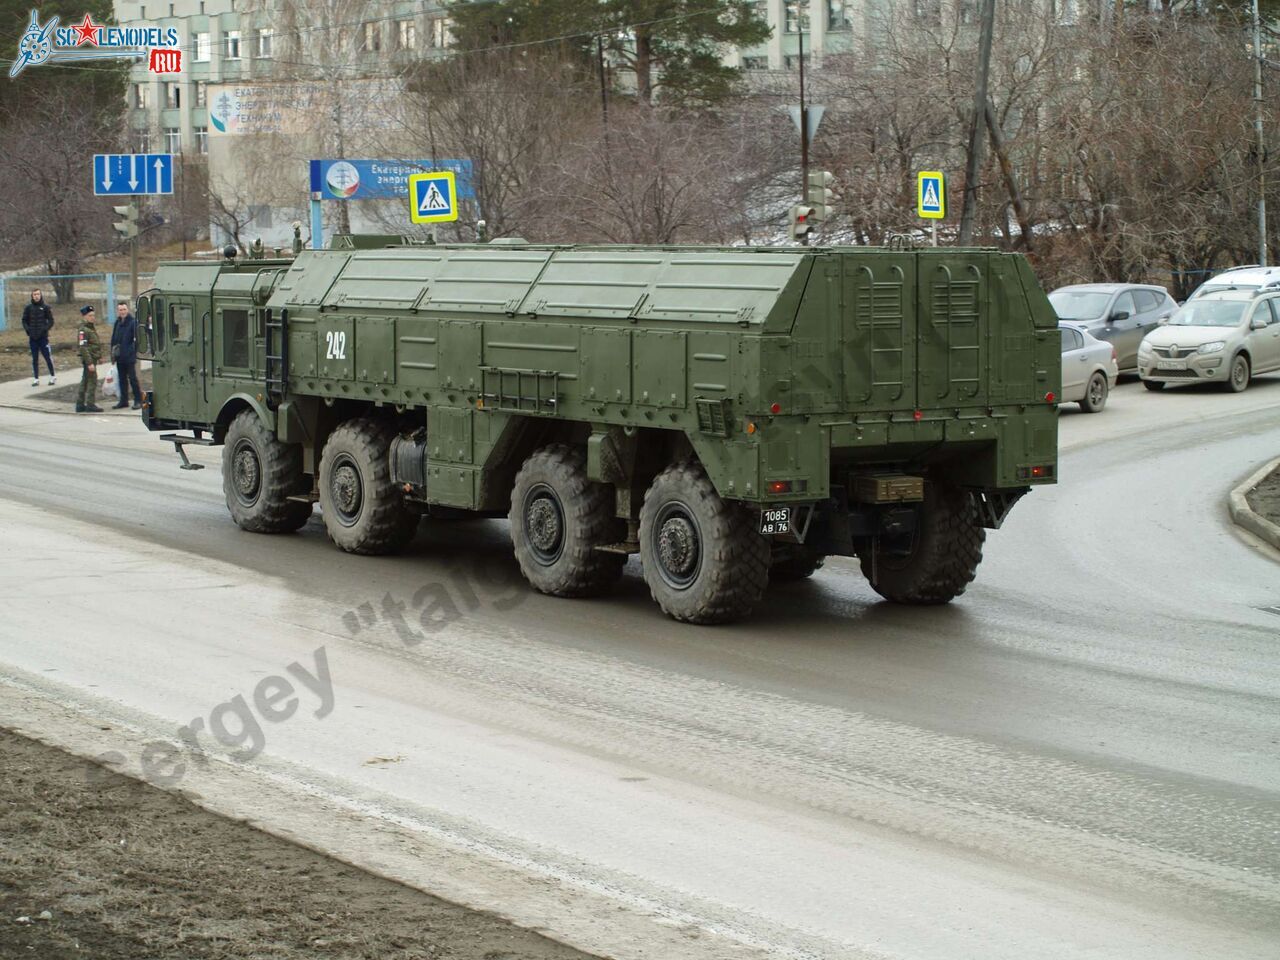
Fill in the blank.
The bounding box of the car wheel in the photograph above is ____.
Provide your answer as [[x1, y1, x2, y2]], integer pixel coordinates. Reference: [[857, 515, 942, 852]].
[[1080, 372, 1108, 413], [1142, 379, 1166, 392], [1224, 354, 1250, 393]]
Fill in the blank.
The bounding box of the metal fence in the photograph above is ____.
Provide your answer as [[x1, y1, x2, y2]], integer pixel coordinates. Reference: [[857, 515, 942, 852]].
[[0, 273, 155, 333]]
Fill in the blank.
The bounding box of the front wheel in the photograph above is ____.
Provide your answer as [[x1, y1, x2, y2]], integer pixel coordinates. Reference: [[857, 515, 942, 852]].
[[1224, 354, 1250, 393], [860, 484, 985, 605], [222, 410, 312, 534], [639, 462, 769, 624], [318, 419, 418, 555], [1080, 372, 1108, 413]]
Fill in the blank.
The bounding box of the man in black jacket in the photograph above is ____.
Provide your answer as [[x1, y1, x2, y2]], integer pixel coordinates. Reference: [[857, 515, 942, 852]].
[[110, 301, 142, 409], [21, 289, 55, 387]]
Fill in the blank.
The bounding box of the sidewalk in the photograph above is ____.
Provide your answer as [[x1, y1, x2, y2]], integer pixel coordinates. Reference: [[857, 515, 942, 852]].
[[0, 376, 139, 416]]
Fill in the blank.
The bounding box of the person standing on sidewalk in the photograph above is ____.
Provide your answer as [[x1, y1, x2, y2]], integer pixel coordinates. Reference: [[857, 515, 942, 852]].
[[75, 305, 103, 414], [110, 301, 142, 410], [21, 289, 56, 387]]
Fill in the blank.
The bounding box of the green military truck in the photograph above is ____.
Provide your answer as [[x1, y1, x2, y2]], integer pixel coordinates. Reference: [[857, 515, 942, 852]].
[[137, 240, 1059, 624]]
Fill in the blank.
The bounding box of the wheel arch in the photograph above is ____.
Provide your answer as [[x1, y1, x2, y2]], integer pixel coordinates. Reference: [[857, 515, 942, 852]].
[[214, 393, 273, 443]]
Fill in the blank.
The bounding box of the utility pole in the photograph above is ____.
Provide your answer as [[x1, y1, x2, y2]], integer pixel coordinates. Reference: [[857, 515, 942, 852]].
[[1253, 0, 1268, 266], [597, 35, 609, 125], [958, 0, 996, 246], [798, 24, 809, 246]]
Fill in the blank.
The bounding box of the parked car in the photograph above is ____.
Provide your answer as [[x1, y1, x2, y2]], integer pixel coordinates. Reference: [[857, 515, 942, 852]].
[[1059, 322, 1118, 413], [1138, 290, 1280, 392], [1048, 283, 1177, 374], [1186, 265, 1280, 301]]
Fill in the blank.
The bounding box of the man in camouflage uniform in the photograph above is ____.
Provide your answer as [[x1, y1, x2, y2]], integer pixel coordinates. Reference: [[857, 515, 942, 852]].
[[75, 305, 104, 413]]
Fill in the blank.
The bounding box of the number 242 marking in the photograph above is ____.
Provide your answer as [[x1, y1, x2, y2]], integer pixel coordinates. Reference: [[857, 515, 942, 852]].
[[325, 331, 347, 360]]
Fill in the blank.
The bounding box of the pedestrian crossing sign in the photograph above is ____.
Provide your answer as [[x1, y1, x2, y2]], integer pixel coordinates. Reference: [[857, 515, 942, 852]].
[[408, 171, 458, 224], [917, 171, 945, 220]]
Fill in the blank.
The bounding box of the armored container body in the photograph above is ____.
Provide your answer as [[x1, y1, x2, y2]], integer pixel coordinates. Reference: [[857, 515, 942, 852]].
[[138, 242, 1059, 623]]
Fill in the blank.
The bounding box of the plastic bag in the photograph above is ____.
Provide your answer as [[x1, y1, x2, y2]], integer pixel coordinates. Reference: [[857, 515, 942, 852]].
[[99, 364, 118, 399]]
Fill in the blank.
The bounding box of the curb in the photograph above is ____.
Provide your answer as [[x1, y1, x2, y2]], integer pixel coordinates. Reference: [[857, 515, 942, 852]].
[[1228, 456, 1280, 552]]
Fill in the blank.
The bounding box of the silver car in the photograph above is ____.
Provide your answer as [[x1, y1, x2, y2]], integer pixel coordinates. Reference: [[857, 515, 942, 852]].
[[1138, 290, 1280, 392], [1187, 265, 1280, 300], [1059, 323, 1118, 413], [1048, 283, 1177, 373]]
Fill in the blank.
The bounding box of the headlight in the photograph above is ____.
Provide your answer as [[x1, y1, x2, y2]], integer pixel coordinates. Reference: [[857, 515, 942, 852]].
[[1197, 341, 1226, 354], [1138, 342, 1153, 356]]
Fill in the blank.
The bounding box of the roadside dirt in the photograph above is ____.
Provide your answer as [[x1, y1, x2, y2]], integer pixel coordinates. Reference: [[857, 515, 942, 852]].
[[1245, 462, 1280, 528], [0, 729, 597, 960], [0, 328, 80, 383]]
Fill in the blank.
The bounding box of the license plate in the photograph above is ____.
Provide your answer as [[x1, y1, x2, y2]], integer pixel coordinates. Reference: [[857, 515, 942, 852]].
[[1157, 359, 1187, 370], [760, 507, 791, 535]]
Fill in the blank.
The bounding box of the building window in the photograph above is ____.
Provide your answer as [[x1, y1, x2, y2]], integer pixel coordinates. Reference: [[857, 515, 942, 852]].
[[741, 56, 768, 71], [225, 30, 241, 59], [784, 0, 809, 33], [783, 53, 810, 70], [195, 126, 208, 154], [430, 18, 452, 47], [360, 22, 381, 52], [135, 128, 152, 153], [827, 0, 852, 30], [164, 127, 181, 153], [1053, 0, 1079, 24], [140, 4, 146, 16], [257, 28, 273, 57], [195, 80, 207, 106], [166, 82, 180, 108], [134, 83, 148, 109], [397, 19, 416, 50], [913, 0, 941, 23], [195, 32, 210, 61], [249, 204, 272, 228]]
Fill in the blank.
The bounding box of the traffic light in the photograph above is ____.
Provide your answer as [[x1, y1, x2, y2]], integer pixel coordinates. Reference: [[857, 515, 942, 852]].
[[807, 170, 835, 221], [788, 204, 816, 242], [112, 203, 139, 239]]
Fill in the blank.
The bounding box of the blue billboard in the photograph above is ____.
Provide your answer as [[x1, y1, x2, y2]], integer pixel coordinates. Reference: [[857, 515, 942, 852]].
[[309, 159, 474, 201]]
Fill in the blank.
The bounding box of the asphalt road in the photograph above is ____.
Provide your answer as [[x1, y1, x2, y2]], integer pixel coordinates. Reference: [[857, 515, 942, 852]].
[[2, 377, 1279, 960]]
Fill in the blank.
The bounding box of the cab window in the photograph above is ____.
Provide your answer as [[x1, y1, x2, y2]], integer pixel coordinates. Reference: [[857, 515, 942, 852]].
[[222, 308, 250, 368], [170, 303, 193, 342]]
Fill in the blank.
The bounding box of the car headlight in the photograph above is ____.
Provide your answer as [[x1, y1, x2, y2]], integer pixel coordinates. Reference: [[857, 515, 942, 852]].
[[1197, 341, 1226, 354], [1138, 342, 1153, 356]]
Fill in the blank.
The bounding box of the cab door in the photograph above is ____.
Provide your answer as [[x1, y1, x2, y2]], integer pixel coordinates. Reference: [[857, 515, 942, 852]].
[[150, 297, 206, 422]]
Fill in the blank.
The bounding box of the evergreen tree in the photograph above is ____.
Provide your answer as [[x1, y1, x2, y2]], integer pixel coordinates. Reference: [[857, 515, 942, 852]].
[[449, 0, 771, 105]]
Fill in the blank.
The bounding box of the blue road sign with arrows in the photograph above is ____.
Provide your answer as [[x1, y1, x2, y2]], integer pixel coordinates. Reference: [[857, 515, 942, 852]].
[[93, 154, 174, 196]]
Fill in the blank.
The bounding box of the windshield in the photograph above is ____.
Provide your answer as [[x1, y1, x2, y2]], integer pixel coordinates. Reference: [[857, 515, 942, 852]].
[[1049, 290, 1110, 320], [1169, 299, 1247, 327]]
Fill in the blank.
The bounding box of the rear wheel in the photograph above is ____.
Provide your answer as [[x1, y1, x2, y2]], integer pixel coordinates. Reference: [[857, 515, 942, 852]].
[[1142, 379, 1166, 392], [860, 484, 985, 605], [318, 419, 417, 555], [1225, 354, 1250, 393], [769, 543, 826, 582], [222, 410, 312, 534], [509, 444, 624, 597], [1080, 372, 1108, 413], [639, 462, 769, 624]]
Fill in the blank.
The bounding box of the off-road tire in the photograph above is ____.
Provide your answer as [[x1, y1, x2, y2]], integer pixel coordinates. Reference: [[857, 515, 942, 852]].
[[1080, 372, 1108, 413], [318, 418, 417, 555], [222, 410, 312, 534], [639, 462, 770, 624], [1225, 353, 1250, 393], [769, 543, 826, 582], [1142, 379, 1166, 392], [509, 444, 624, 597], [860, 484, 985, 605]]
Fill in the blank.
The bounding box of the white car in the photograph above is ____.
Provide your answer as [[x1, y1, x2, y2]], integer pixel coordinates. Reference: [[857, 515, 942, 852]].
[[1138, 290, 1280, 392], [1187, 265, 1280, 300], [1059, 322, 1118, 413]]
